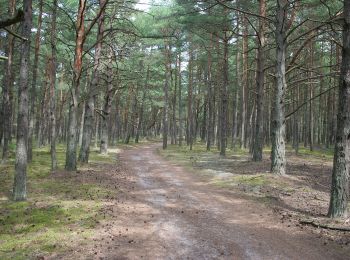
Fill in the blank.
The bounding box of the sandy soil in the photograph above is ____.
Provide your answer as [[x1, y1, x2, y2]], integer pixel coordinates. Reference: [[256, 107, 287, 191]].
[[54, 144, 350, 259]]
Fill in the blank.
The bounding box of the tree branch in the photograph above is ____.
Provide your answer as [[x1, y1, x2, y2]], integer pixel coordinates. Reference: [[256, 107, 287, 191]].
[[0, 9, 24, 29]]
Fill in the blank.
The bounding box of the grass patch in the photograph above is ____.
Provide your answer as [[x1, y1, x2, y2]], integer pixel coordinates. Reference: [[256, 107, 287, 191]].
[[0, 144, 117, 259], [158, 143, 301, 196], [297, 147, 334, 160]]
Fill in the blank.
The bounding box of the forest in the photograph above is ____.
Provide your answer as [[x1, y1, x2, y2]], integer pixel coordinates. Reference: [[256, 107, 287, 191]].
[[0, 0, 350, 259]]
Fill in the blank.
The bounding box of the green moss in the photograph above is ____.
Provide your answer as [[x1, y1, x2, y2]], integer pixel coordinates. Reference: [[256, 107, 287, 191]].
[[212, 174, 270, 188], [297, 147, 334, 159], [0, 143, 116, 259], [0, 199, 103, 259]]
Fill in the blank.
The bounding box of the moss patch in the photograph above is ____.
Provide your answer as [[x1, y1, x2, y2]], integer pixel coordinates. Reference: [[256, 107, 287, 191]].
[[0, 144, 117, 259]]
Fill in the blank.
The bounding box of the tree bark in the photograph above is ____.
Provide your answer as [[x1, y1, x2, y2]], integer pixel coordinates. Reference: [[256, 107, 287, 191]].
[[178, 52, 183, 147], [252, 0, 266, 161], [188, 38, 194, 150], [328, 0, 350, 218], [1, 0, 16, 163], [65, 0, 86, 171], [28, 0, 43, 162], [206, 34, 213, 151], [13, 0, 32, 201], [162, 37, 171, 150], [136, 66, 149, 143], [100, 51, 113, 154], [78, 0, 105, 162], [220, 31, 229, 156], [241, 15, 248, 149], [271, 0, 287, 175], [49, 0, 58, 171]]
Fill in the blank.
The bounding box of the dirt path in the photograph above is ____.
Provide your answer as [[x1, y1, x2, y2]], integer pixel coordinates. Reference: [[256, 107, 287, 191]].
[[62, 144, 349, 260]]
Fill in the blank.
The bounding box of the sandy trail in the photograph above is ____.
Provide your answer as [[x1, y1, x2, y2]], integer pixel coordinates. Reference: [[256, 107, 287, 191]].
[[111, 144, 348, 260], [60, 143, 349, 260]]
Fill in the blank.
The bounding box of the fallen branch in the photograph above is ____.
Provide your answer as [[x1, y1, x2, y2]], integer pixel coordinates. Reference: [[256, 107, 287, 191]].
[[299, 219, 350, 232], [4, 28, 28, 41]]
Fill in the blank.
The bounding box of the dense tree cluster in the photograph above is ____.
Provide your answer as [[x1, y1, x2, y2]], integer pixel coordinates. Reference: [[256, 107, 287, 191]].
[[0, 0, 349, 217]]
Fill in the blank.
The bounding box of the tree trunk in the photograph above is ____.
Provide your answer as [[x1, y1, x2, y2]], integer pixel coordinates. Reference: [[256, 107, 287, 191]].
[[206, 33, 213, 151], [65, 0, 86, 171], [162, 37, 171, 150], [136, 66, 149, 143], [78, 0, 105, 162], [2, 0, 16, 163], [13, 0, 32, 201], [28, 0, 43, 162], [100, 52, 113, 154], [178, 52, 183, 147], [188, 39, 194, 150], [171, 61, 177, 145], [328, 0, 350, 218], [252, 0, 266, 161], [241, 15, 248, 149], [49, 0, 58, 170], [271, 0, 287, 175], [220, 31, 229, 156]]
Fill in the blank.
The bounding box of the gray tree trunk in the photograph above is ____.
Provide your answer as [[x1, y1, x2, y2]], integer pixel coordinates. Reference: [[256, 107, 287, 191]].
[[220, 32, 229, 156], [13, 0, 32, 201], [178, 52, 183, 147], [100, 52, 113, 154], [65, 0, 86, 171], [78, 0, 105, 162], [28, 0, 43, 162], [135, 66, 149, 143], [328, 0, 350, 218], [2, 0, 16, 163], [271, 0, 287, 175], [78, 101, 85, 147], [162, 38, 171, 150], [49, 0, 58, 171], [241, 16, 248, 149], [252, 0, 266, 161]]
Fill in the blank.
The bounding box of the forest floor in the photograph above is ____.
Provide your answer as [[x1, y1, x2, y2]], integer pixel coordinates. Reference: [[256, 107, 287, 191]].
[[0, 142, 350, 259]]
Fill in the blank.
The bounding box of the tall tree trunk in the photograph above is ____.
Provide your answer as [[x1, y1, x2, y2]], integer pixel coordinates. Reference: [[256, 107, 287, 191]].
[[172, 61, 177, 145], [252, 0, 266, 161], [178, 52, 183, 147], [308, 37, 315, 151], [28, 0, 43, 162], [188, 39, 194, 150], [328, 0, 350, 218], [206, 33, 213, 151], [162, 39, 171, 150], [100, 52, 113, 154], [241, 15, 248, 149], [220, 31, 229, 156], [49, 0, 58, 170], [78, 100, 85, 147], [13, 0, 32, 201], [233, 47, 241, 149], [136, 66, 149, 143], [271, 0, 287, 175], [65, 0, 86, 170], [2, 0, 16, 163], [78, 0, 105, 162], [125, 91, 136, 144]]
